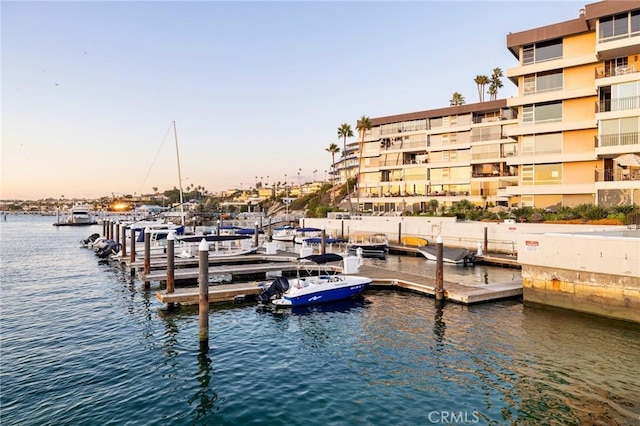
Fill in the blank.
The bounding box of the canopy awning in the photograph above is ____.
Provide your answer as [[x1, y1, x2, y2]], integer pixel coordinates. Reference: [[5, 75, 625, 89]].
[[614, 153, 640, 168]]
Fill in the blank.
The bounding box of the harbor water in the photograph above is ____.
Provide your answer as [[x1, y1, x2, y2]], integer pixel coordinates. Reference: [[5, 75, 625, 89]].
[[1, 215, 639, 425]]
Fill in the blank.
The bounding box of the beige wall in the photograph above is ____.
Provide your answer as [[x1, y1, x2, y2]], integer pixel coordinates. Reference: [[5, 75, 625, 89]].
[[563, 129, 597, 153], [564, 64, 596, 91], [564, 97, 597, 122], [563, 160, 598, 184], [563, 32, 596, 58]]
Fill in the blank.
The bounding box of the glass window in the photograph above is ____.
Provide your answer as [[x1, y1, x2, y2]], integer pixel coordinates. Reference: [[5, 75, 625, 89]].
[[535, 133, 563, 154], [600, 16, 613, 39], [535, 102, 562, 122], [613, 13, 629, 37], [535, 39, 563, 62], [632, 10, 640, 34], [536, 70, 563, 93]]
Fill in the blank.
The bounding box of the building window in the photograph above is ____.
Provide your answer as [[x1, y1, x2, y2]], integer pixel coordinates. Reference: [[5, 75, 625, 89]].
[[522, 101, 562, 124], [521, 164, 562, 185], [523, 70, 563, 95], [599, 10, 640, 41], [522, 133, 563, 155], [522, 38, 562, 64]]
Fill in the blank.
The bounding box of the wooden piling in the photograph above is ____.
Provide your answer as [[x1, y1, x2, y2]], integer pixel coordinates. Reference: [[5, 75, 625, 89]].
[[129, 227, 136, 277], [398, 222, 402, 244], [115, 222, 120, 246], [110, 220, 115, 241], [483, 224, 488, 255], [321, 228, 326, 255], [254, 222, 259, 248], [435, 234, 444, 301], [166, 232, 175, 308], [143, 227, 150, 289], [198, 238, 210, 351], [121, 225, 127, 258]]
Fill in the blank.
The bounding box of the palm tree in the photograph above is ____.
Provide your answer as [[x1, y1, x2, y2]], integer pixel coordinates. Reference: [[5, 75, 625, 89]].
[[488, 67, 504, 101], [474, 75, 489, 102], [325, 143, 340, 184], [337, 123, 354, 213], [449, 92, 465, 106], [355, 115, 371, 214]]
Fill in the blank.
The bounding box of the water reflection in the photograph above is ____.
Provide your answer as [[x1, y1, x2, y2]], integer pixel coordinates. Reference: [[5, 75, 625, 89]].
[[188, 352, 218, 425]]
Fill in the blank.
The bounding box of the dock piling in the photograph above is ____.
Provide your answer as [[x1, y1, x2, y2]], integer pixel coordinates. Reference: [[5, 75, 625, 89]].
[[121, 224, 127, 258], [129, 227, 136, 277], [435, 234, 444, 302], [166, 232, 175, 300], [198, 239, 210, 352], [321, 227, 326, 255], [483, 224, 488, 255], [143, 227, 150, 289]]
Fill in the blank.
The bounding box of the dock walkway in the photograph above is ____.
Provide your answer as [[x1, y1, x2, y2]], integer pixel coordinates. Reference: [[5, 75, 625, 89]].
[[154, 251, 523, 306]]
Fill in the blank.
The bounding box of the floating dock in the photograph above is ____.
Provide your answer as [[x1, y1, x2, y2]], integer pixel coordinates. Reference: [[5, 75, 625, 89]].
[[152, 251, 523, 306]]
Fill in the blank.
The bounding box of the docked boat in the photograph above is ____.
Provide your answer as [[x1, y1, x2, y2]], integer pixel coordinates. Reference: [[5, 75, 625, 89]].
[[271, 225, 297, 242], [293, 227, 323, 244], [347, 232, 388, 258], [418, 245, 475, 265], [256, 253, 371, 308], [54, 203, 97, 226]]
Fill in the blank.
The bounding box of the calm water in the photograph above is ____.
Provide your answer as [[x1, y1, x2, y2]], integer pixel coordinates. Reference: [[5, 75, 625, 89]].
[[1, 215, 639, 425]]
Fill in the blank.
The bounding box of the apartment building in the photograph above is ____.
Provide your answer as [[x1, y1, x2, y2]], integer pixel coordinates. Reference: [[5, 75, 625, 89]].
[[335, 0, 639, 214], [506, 0, 640, 208], [352, 101, 518, 213]]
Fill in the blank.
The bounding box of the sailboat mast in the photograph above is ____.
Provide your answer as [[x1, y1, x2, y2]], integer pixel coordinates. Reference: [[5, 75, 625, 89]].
[[173, 121, 185, 226]]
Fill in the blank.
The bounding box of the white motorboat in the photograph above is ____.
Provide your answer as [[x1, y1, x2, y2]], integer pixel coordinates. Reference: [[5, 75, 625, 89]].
[[347, 232, 389, 258], [271, 225, 297, 242], [54, 203, 97, 226], [418, 245, 475, 265], [256, 253, 371, 308]]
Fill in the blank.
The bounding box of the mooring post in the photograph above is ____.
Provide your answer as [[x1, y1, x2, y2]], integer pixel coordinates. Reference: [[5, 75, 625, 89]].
[[216, 219, 220, 236], [102, 219, 107, 237], [483, 223, 488, 255], [121, 224, 127, 258], [129, 226, 136, 277], [198, 238, 210, 352], [115, 222, 120, 246], [143, 227, 151, 289], [254, 221, 259, 249], [166, 232, 175, 308], [398, 222, 402, 244], [110, 220, 115, 241], [435, 234, 444, 302], [321, 226, 326, 255]]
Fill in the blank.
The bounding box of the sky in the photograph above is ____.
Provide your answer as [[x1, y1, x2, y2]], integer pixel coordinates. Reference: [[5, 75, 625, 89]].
[[1, 0, 588, 200]]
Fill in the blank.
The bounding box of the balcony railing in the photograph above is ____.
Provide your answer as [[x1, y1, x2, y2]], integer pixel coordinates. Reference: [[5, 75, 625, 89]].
[[596, 132, 640, 147], [597, 95, 640, 112], [595, 168, 640, 182], [595, 63, 639, 79]]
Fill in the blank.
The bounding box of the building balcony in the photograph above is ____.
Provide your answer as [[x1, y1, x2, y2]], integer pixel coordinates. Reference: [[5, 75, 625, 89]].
[[595, 168, 640, 182], [595, 132, 640, 148], [595, 63, 639, 79], [597, 95, 640, 112]]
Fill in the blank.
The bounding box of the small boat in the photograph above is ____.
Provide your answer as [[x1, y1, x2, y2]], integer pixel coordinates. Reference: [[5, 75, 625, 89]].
[[293, 227, 323, 244], [401, 236, 428, 247], [418, 245, 475, 265], [271, 225, 297, 242], [54, 203, 97, 226], [256, 253, 371, 308], [348, 232, 388, 258]]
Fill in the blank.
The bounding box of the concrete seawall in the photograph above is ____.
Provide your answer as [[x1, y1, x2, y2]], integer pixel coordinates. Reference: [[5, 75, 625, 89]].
[[303, 216, 640, 323], [518, 231, 640, 323]]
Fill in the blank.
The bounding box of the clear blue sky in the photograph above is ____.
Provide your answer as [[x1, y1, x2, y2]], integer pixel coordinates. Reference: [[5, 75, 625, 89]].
[[2, 0, 586, 200]]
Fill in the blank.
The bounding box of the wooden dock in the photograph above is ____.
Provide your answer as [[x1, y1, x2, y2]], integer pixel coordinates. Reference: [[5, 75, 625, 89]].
[[153, 252, 523, 306]]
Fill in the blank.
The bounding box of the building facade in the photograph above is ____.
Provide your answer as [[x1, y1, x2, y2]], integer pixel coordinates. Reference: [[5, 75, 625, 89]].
[[335, 0, 639, 213]]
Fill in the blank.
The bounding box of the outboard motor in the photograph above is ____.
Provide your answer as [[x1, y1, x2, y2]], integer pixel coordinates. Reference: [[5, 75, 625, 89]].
[[81, 233, 101, 246], [95, 240, 121, 258], [257, 277, 290, 304]]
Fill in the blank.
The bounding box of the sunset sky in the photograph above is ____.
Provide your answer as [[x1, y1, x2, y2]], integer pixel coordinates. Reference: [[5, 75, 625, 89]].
[[2, 0, 586, 200]]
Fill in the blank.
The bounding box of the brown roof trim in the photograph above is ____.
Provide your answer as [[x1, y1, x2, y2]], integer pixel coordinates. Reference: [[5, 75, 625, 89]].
[[506, 17, 590, 58], [585, 1, 640, 21], [369, 99, 508, 126]]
